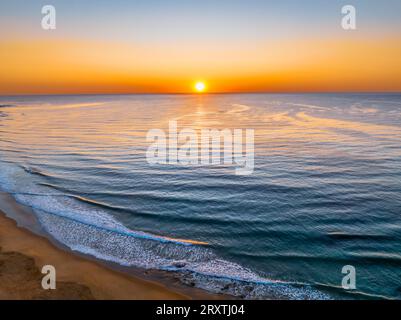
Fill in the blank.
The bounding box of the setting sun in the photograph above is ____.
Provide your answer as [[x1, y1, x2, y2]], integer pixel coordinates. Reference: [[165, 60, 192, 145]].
[[195, 82, 206, 93]]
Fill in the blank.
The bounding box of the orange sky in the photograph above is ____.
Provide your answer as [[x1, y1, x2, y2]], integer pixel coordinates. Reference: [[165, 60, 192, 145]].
[[1, 35, 401, 95]]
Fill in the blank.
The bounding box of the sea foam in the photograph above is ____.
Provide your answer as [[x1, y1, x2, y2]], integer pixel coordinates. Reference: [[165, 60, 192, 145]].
[[0, 161, 330, 300]]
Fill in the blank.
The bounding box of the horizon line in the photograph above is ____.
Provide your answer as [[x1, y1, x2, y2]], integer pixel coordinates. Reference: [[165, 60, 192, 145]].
[[1, 91, 401, 98]]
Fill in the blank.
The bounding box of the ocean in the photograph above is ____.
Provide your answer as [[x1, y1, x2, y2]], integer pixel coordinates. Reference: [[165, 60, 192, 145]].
[[0, 93, 401, 299]]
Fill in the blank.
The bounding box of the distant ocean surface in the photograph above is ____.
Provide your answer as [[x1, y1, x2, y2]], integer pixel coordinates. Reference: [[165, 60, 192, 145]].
[[1, 93, 401, 299]]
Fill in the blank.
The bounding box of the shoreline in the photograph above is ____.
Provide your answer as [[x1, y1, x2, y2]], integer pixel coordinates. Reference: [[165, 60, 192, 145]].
[[0, 191, 223, 300]]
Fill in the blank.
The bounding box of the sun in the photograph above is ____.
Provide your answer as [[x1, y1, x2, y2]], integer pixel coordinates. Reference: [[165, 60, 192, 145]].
[[194, 81, 206, 93]]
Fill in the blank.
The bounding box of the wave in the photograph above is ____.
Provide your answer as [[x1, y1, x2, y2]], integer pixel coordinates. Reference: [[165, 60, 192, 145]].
[[0, 161, 330, 300], [326, 232, 393, 241], [227, 104, 251, 114], [286, 103, 331, 111], [34, 209, 329, 299], [21, 165, 51, 178]]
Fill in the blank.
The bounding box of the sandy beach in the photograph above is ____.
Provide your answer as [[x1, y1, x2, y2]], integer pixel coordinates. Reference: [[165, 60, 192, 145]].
[[0, 192, 218, 300]]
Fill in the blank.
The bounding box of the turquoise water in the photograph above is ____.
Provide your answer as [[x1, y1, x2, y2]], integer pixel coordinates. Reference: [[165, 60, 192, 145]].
[[1, 93, 401, 299]]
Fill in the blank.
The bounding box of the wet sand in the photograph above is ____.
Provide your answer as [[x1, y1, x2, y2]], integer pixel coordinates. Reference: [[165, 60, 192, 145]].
[[0, 192, 219, 300]]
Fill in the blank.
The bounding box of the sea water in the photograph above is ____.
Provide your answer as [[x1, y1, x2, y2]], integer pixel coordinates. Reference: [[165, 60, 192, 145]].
[[1, 93, 401, 299]]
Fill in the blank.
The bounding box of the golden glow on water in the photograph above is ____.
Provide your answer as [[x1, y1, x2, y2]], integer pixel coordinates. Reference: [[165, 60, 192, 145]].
[[2, 96, 401, 163]]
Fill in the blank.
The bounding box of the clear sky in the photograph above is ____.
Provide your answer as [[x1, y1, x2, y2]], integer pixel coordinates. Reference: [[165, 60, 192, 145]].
[[1, 0, 401, 94]]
